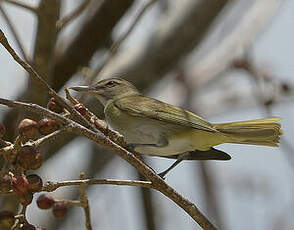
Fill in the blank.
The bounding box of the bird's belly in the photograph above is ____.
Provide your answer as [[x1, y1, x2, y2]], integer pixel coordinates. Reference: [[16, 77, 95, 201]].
[[105, 106, 160, 144], [136, 135, 196, 156]]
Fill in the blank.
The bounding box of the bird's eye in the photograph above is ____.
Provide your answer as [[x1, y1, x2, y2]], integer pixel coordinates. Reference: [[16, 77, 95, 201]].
[[105, 81, 116, 88]]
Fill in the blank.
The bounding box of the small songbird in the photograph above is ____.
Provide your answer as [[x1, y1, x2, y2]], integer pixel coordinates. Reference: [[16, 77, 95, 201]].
[[70, 78, 283, 178]]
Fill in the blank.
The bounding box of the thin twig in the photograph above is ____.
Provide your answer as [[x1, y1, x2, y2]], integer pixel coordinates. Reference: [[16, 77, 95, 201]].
[[2, 0, 37, 12], [0, 6, 30, 63], [88, 0, 158, 83], [34, 128, 67, 147], [56, 0, 91, 31], [42, 178, 154, 192], [54, 199, 84, 207], [79, 172, 92, 230]]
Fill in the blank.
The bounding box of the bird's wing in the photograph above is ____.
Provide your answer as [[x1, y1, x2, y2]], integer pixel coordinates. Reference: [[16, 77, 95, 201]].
[[114, 96, 217, 132]]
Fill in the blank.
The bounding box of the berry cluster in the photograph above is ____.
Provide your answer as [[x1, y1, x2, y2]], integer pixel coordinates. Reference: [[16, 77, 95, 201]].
[[0, 97, 66, 229], [37, 194, 68, 218]]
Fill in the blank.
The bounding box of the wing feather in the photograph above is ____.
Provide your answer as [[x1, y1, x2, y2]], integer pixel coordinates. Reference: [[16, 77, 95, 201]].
[[114, 96, 217, 132]]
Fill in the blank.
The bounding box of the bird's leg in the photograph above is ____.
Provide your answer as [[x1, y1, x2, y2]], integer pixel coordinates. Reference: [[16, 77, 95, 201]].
[[158, 152, 191, 179]]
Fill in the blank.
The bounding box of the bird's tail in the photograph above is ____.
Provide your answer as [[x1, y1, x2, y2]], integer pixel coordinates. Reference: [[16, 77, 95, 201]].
[[213, 117, 283, 147]]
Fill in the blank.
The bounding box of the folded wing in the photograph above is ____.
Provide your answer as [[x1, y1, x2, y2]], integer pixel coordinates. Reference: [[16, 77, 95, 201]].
[[114, 95, 217, 133]]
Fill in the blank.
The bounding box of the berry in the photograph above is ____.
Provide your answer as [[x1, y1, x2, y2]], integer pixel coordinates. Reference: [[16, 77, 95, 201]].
[[38, 118, 59, 135], [0, 175, 12, 192], [47, 97, 63, 113], [0, 122, 5, 137], [0, 210, 15, 228], [52, 202, 67, 218], [17, 145, 38, 170], [27, 174, 43, 192], [74, 103, 86, 116], [18, 119, 38, 139], [11, 175, 29, 195], [37, 194, 55, 209]]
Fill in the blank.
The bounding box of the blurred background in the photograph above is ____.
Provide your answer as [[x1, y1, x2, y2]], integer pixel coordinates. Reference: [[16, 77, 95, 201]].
[[0, 0, 293, 229]]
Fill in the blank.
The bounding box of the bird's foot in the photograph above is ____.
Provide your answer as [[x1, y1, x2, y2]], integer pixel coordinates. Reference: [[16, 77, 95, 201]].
[[157, 171, 167, 180]]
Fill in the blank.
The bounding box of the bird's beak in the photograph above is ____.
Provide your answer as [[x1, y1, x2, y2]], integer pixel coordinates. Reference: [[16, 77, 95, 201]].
[[69, 86, 93, 92]]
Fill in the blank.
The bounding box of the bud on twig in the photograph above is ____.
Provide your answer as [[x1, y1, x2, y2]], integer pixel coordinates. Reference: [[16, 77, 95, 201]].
[[47, 97, 63, 113], [74, 103, 86, 116], [38, 118, 59, 135], [18, 119, 38, 139]]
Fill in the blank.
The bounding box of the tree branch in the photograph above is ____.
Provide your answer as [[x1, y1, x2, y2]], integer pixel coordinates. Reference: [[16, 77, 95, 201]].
[[2, 0, 37, 12], [56, 0, 91, 31], [0, 28, 97, 132], [89, 0, 158, 82], [0, 5, 30, 63], [43, 178, 153, 192]]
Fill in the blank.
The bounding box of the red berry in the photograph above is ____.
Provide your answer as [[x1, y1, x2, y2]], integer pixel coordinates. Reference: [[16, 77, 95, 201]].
[[52, 202, 67, 218], [38, 118, 59, 135], [11, 175, 29, 195], [37, 194, 55, 209], [18, 119, 38, 139], [17, 145, 38, 170], [27, 174, 43, 192], [19, 192, 33, 205], [0, 122, 5, 137], [0, 175, 12, 192], [47, 97, 63, 113], [74, 103, 86, 116], [0, 210, 15, 228]]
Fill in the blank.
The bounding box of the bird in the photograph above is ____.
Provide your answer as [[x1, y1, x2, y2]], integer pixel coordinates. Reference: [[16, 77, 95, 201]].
[[70, 78, 283, 178]]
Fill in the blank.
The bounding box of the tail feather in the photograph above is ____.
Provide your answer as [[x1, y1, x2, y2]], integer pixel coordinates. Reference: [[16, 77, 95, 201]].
[[214, 117, 283, 147]]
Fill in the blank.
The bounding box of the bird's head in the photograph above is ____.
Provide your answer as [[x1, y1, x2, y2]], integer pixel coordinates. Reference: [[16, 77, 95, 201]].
[[70, 78, 140, 106]]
